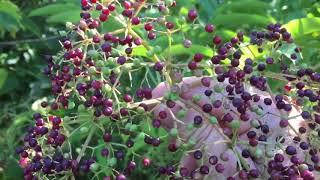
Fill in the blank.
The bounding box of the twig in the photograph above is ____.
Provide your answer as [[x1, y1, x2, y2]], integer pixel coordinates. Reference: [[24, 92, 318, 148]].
[[0, 36, 59, 46], [76, 125, 96, 162]]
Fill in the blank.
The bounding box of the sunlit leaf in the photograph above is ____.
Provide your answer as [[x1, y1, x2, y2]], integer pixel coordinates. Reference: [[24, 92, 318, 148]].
[[283, 17, 320, 38]]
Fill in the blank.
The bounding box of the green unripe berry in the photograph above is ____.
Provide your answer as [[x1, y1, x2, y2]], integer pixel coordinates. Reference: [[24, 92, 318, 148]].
[[136, 106, 145, 114], [254, 148, 263, 158], [88, 66, 96, 75], [209, 116, 218, 125], [169, 93, 178, 101], [164, 92, 171, 100], [108, 157, 117, 167], [90, 163, 99, 171], [187, 123, 194, 131], [192, 95, 202, 102], [68, 101, 75, 109], [188, 138, 196, 146], [256, 108, 264, 116], [170, 128, 178, 136], [250, 120, 260, 128], [78, 104, 85, 112], [102, 84, 112, 93], [80, 127, 89, 133], [298, 164, 309, 172], [59, 30, 67, 36], [214, 85, 223, 93], [177, 109, 187, 119], [230, 120, 240, 129], [266, 150, 274, 158], [130, 124, 138, 132], [102, 67, 110, 74], [250, 106, 258, 113], [125, 123, 132, 130], [96, 60, 105, 67], [114, 67, 121, 74]]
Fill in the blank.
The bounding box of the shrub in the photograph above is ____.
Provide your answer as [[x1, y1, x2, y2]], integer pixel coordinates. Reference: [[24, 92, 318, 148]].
[[16, 0, 320, 179]]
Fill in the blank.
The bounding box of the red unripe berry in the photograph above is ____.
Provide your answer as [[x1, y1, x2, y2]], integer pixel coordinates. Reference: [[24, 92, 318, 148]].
[[213, 35, 222, 45], [147, 32, 156, 40], [143, 158, 151, 167], [123, 94, 132, 102], [193, 53, 203, 62], [188, 9, 198, 21], [108, 4, 116, 11], [166, 22, 175, 29], [99, 14, 108, 22], [102, 9, 110, 15], [205, 24, 215, 33], [81, 0, 88, 6], [123, 1, 132, 9], [96, 4, 103, 11], [188, 61, 197, 70], [131, 17, 140, 25], [144, 23, 153, 31], [134, 38, 142, 45], [63, 40, 72, 49], [103, 133, 112, 142]]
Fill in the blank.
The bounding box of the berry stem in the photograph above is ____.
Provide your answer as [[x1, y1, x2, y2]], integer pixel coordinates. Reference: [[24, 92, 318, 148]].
[[76, 124, 96, 162]]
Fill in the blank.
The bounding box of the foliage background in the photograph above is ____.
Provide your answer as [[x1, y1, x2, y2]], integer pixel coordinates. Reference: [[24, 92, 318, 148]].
[[0, 0, 319, 179]]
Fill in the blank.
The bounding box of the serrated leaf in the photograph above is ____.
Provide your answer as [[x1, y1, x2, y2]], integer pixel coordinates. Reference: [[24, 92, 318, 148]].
[[212, 13, 275, 29], [277, 42, 302, 63], [283, 17, 320, 38], [29, 3, 79, 17], [162, 44, 214, 57]]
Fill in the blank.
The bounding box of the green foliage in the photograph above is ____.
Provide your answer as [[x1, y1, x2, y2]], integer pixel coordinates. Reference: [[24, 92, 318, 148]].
[[0, 1, 22, 37], [29, 3, 80, 23]]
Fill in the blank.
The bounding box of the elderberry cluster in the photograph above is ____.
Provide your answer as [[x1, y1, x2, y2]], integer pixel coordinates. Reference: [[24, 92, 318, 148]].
[[16, 0, 320, 179]]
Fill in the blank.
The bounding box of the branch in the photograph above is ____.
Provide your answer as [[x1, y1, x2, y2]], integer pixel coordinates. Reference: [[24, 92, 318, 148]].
[[0, 36, 59, 46]]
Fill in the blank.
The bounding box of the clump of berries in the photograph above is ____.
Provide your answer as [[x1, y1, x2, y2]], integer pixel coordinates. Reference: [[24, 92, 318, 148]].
[[17, 0, 320, 179]]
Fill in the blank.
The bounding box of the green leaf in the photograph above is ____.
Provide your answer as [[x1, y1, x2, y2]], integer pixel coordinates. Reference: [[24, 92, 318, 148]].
[[0, 68, 8, 90], [277, 42, 302, 63], [212, 13, 275, 29], [29, 3, 79, 17], [0, 1, 22, 36], [0, 71, 19, 96], [132, 46, 148, 57], [162, 44, 214, 57], [0, 1, 21, 20], [47, 10, 80, 23], [215, 0, 271, 15], [283, 17, 320, 38]]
